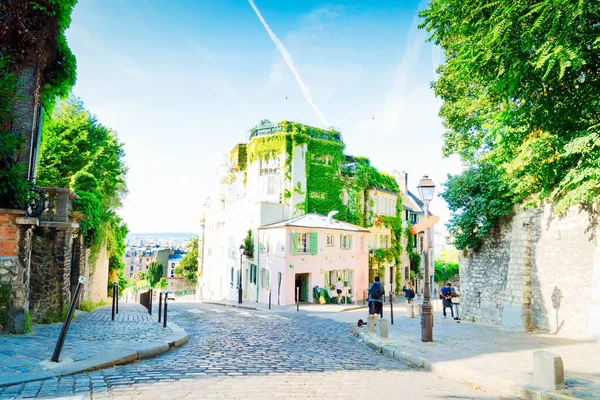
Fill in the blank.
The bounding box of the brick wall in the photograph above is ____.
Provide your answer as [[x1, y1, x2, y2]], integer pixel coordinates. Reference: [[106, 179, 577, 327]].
[[0, 211, 22, 257]]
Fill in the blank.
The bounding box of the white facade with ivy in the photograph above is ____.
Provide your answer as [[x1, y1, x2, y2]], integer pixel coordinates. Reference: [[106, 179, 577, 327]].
[[199, 121, 434, 304]]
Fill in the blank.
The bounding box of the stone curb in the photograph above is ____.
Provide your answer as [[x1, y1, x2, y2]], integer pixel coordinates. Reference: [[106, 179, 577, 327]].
[[203, 302, 261, 311], [0, 321, 188, 389], [204, 301, 368, 313], [355, 330, 583, 400]]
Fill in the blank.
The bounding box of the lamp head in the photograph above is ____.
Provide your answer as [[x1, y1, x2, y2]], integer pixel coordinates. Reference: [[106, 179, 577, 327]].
[[417, 175, 435, 202]]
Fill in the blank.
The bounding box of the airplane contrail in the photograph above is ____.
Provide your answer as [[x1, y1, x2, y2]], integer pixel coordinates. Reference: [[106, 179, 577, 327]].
[[248, 0, 329, 127]]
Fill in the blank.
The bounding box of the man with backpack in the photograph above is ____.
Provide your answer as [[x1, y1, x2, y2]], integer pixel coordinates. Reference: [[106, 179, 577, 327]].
[[368, 276, 385, 318]]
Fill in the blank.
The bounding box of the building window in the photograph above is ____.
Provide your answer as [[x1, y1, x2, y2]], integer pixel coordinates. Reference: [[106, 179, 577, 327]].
[[260, 158, 280, 176], [360, 236, 364, 251], [326, 233, 334, 246], [250, 264, 257, 284], [130, 273, 133, 278], [341, 234, 352, 250], [260, 268, 270, 289], [230, 268, 234, 287], [130, 266, 134, 271], [380, 235, 390, 249], [171, 262, 175, 267], [138, 266, 142, 271], [298, 233, 308, 253]]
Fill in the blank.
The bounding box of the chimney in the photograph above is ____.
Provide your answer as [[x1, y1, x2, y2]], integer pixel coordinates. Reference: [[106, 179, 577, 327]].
[[393, 170, 408, 194]]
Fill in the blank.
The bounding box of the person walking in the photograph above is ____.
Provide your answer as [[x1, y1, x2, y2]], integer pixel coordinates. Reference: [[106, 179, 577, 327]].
[[440, 282, 454, 319], [368, 276, 385, 318], [335, 278, 344, 304], [403, 281, 415, 304]]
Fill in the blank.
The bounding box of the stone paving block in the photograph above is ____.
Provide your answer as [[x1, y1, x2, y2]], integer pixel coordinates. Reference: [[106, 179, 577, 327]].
[[533, 351, 564, 390]]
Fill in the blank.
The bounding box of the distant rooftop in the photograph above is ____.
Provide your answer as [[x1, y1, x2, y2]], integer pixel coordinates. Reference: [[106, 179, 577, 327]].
[[260, 212, 369, 232], [248, 120, 342, 143]]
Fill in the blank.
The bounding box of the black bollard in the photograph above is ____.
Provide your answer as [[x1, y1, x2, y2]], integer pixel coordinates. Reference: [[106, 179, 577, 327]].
[[112, 283, 116, 321], [163, 295, 168, 328], [116, 282, 119, 314], [363, 290, 366, 306], [268, 289, 272, 310], [390, 284, 394, 325], [158, 292, 163, 323], [52, 276, 85, 362], [296, 287, 299, 312], [149, 288, 153, 315]]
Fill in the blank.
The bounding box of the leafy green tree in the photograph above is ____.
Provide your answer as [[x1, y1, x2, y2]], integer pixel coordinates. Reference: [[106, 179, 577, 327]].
[[37, 95, 128, 264], [147, 262, 164, 288], [175, 237, 199, 284], [420, 0, 600, 249]]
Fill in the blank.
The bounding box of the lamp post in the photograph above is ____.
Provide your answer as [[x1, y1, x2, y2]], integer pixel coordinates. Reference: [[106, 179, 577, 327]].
[[418, 174, 435, 342], [238, 244, 245, 304]]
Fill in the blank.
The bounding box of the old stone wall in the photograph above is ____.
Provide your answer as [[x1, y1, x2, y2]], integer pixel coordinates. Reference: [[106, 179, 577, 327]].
[[0, 210, 35, 332], [166, 277, 196, 293], [71, 236, 110, 306], [28, 226, 73, 323], [460, 204, 600, 339]]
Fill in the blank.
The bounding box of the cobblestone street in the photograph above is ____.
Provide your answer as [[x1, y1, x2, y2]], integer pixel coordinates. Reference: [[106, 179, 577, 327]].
[[0, 303, 511, 399]]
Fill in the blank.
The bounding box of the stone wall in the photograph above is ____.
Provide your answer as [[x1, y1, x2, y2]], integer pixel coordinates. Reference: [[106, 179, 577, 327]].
[[460, 204, 600, 339], [71, 236, 110, 306], [166, 278, 196, 293], [28, 226, 73, 323]]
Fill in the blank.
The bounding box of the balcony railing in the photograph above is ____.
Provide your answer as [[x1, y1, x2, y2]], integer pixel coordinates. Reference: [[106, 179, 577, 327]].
[[249, 125, 283, 139], [38, 187, 78, 223]]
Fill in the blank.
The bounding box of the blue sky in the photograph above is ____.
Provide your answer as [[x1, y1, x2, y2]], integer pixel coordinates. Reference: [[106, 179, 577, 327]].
[[66, 0, 461, 234]]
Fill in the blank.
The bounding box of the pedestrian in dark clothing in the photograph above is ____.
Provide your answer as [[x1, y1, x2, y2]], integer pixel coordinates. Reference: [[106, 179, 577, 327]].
[[440, 282, 454, 318], [368, 276, 385, 318]]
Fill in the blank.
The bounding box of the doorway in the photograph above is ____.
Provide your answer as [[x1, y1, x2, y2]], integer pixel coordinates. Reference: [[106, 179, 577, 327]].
[[295, 273, 309, 302]]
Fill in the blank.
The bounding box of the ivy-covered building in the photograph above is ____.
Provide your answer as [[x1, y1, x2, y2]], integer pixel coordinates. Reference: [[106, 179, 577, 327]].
[[199, 120, 432, 305]]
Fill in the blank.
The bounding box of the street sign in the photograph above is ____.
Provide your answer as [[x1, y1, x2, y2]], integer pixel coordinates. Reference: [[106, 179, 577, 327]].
[[134, 273, 140, 281], [409, 215, 439, 234]]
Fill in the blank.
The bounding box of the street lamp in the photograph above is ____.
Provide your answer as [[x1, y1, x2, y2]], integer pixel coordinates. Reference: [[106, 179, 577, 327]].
[[238, 244, 245, 304], [417, 174, 435, 342]]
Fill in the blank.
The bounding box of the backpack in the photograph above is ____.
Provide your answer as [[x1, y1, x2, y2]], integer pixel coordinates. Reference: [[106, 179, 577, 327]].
[[408, 289, 415, 299], [370, 282, 383, 299]]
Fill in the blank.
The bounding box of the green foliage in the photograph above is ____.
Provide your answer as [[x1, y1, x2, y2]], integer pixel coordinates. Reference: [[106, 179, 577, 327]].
[[117, 271, 127, 293], [147, 262, 164, 288], [79, 299, 107, 312], [434, 260, 459, 283], [175, 237, 199, 284], [30, 0, 78, 112], [0, 57, 31, 208], [420, 0, 600, 249], [243, 229, 254, 256], [159, 278, 167, 290], [37, 96, 128, 263], [0, 284, 10, 330], [24, 311, 32, 333]]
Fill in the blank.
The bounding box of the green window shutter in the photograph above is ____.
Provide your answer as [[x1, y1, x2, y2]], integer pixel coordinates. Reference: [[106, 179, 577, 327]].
[[259, 243, 264, 252], [309, 232, 318, 255], [340, 234, 343, 249], [291, 232, 298, 255], [349, 235, 353, 249]]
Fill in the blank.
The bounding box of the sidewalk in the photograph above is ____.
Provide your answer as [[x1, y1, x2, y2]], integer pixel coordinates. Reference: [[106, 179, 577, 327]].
[[315, 302, 599, 400], [0, 303, 188, 388], [203, 299, 368, 314]]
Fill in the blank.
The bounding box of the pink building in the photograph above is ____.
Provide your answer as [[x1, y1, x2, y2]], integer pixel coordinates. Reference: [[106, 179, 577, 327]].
[[257, 213, 370, 306]]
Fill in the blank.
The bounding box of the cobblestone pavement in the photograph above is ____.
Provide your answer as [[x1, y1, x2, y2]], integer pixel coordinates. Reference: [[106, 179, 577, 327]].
[[0, 303, 513, 399], [0, 304, 170, 376]]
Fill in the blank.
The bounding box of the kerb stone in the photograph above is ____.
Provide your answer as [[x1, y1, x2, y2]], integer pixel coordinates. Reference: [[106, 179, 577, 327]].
[[367, 315, 375, 333], [533, 351, 564, 390], [377, 319, 388, 339], [406, 304, 414, 318]]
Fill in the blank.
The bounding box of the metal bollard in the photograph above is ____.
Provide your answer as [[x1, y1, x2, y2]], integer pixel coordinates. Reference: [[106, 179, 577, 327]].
[[116, 282, 119, 314], [363, 290, 366, 306], [158, 292, 163, 323], [52, 276, 85, 362], [268, 289, 272, 310], [149, 288, 153, 315], [390, 285, 394, 325], [112, 282, 117, 321], [163, 295, 168, 328], [296, 287, 299, 312]]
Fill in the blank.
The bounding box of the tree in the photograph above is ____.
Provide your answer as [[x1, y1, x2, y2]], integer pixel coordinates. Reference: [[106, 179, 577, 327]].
[[37, 96, 128, 261], [420, 0, 600, 249], [175, 237, 199, 284], [147, 262, 164, 288]]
